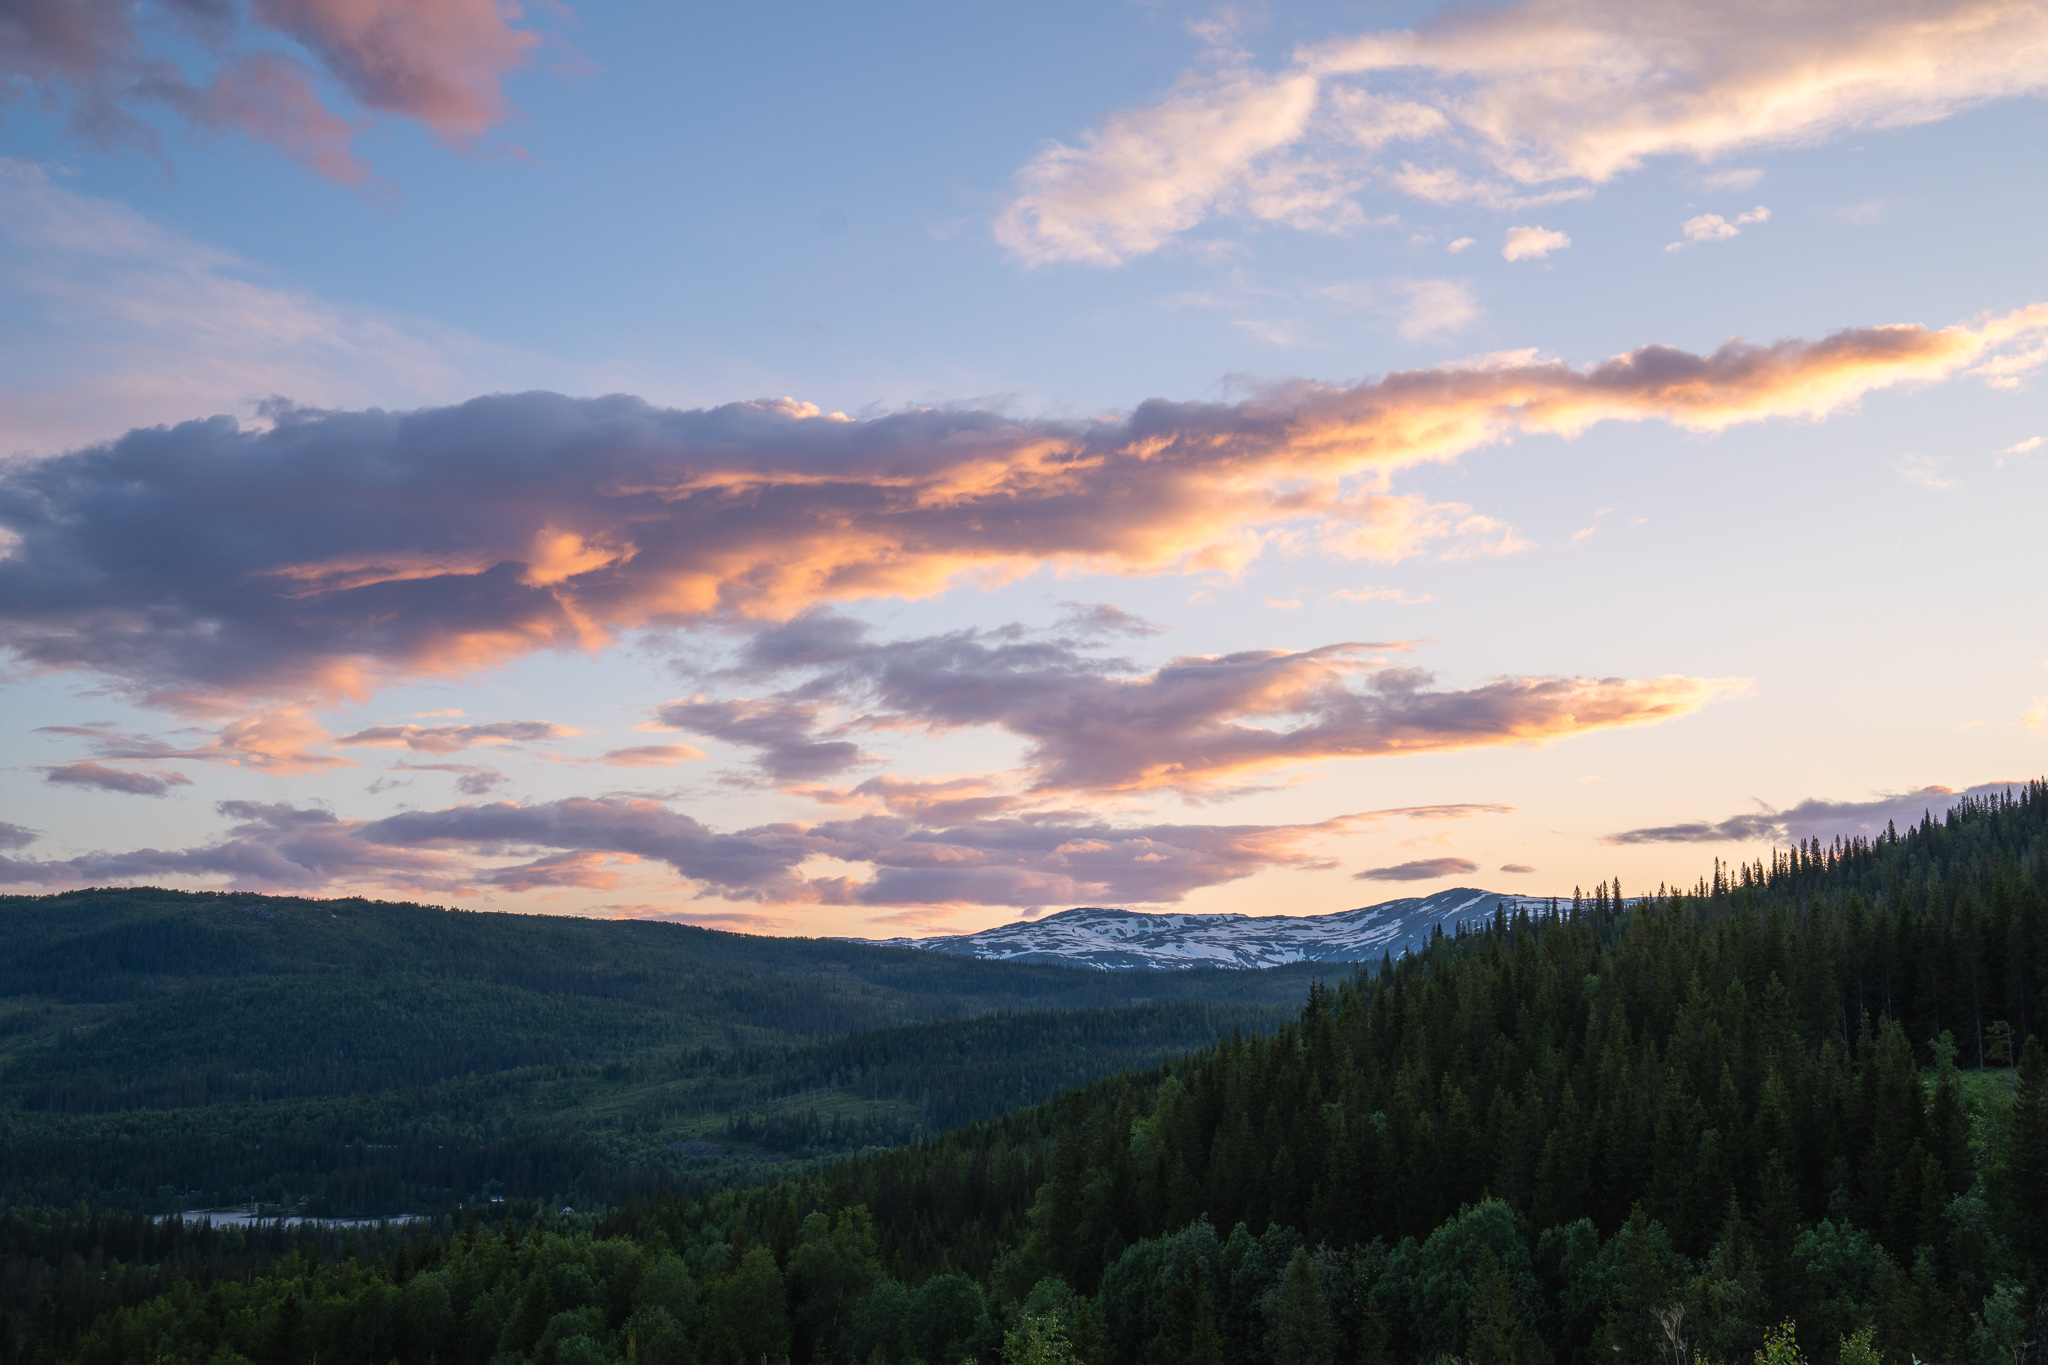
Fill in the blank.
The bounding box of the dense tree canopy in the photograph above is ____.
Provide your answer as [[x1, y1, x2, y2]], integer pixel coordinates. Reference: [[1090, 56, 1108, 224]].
[[10, 785, 2048, 1365]]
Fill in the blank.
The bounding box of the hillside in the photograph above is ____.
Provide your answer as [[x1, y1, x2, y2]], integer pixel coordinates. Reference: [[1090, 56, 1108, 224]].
[[0, 888, 1312, 1210], [17, 788, 2048, 1365]]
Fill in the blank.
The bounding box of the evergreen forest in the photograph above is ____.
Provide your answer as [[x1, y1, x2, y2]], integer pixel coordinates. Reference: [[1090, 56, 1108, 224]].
[[7, 786, 2048, 1365]]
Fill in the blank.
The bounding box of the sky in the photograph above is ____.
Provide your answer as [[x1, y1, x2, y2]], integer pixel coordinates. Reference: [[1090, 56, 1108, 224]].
[[0, 0, 2044, 937]]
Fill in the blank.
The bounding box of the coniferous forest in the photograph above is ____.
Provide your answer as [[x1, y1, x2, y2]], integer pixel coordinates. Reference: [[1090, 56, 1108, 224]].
[[7, 786, 2048, 1365]]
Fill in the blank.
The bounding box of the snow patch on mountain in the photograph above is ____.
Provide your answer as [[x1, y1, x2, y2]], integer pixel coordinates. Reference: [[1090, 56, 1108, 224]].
[[858, 887, 1558, 971]]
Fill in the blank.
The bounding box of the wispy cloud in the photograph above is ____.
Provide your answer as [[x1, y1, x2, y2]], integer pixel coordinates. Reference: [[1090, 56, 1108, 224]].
[[0, 159, 546, 458], [598, 745, 708, 768], [1604, 781, 2025, 845], [1995, 436, 2042, 466], [0, 793, 1413, 910], [651, 614, 1737, 799], [40, 759, 193, 797], [1353, 856, 1478, 881], [334, 720, 571, 752], [1891, 452, 1958, 490], [993, 0, 2048, 264]]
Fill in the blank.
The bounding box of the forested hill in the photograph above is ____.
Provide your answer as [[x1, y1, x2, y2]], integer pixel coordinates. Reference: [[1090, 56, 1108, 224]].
[[0, 888, 1307, 1212], [21, 787, 2048, 1365], [564, 783, 2046, 1365]]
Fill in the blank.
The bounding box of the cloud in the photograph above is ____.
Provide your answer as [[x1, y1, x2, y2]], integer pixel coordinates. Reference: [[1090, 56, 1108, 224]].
[[34, 713, 347, 775], [1604, 781, 2025, 845], [0, 823, 37, 850], [1666, 205, 1770, 251], [2024, 700, 2048, 733], [0, 792, 1398, 909], [0, 799, 460, 892], [994, 0, 2048, 264], [1701, 169, 1765, 192], [1996, 436, 2042, 466], [661, 614, 1734, 798], [1891, 453, 1958, 490], [1354, 856, 1479, 881], [334, 720, 569, 752], [7, 303, 2039, 725], [0, 159, 546, 458], [40, 759, 194, 797], [1389, 278, 1479, 338], [599, 744, 707, 768], [1499, 862, 1536, 873], [1329, 585, 1432, 604], [1502, 226, 1570, 261], [651, 698, 866, 783], [0, 0, 542, 183], [1052, 600, 1164, 638], [1318, 277, 1479, 339], [386, 761, 507, 795], [1447, 237, 1475, 253], [993, 69, 1336, 266]]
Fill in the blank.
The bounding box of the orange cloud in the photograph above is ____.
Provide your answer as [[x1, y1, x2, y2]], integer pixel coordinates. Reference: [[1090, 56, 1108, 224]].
[[1, 304, 2037, 716]]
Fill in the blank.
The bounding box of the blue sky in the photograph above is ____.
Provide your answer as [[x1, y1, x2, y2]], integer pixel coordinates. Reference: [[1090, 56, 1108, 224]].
[[1, 0, 2045, 934]]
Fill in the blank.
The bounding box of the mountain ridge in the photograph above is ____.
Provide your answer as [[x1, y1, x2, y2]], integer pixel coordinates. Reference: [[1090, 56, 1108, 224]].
[[858, 885, 1556, 970]]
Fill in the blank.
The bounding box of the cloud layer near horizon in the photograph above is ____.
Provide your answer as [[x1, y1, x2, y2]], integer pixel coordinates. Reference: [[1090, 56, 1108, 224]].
[[2, 301, 2037, 727], [0, 793, 1467, 909], [996, 0, 2048, 264], [1604, 781, 2024, 846], [0, 0, 541, 184]]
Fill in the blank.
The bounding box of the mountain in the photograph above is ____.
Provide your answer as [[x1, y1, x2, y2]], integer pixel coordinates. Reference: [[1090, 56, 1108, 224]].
[[863, 886, 1554, 970]]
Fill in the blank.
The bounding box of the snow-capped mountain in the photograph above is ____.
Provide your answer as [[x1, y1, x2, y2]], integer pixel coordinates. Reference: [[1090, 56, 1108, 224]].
[[862, 887, 1557, 971]]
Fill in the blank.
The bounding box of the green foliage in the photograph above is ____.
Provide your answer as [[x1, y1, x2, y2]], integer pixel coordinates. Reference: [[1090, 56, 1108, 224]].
[[0, 887, 1301, 1211], [1756, 1321, 1806, 1365], [18, 785, 2048, 1365]]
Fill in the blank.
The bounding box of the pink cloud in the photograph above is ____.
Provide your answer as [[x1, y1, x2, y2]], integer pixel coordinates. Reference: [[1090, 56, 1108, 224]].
[[251, 0, 536, 143], [663, 615, 1736, 798], [0, 0, 542, 183], [334, 719, 568, 751], [598, 744, 707, 767]]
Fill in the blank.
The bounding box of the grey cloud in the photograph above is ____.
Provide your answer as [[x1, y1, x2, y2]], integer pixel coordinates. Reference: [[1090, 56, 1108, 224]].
[[0, 799, 457, 891], [680, 613, 1720, 796], [1052, 601, 1163, 638], [0, 822, 39, 849], [652, 698, 864, 783], [1354, 857, 1480, 881], [0, 791, 1368, 909], [387, 762, 507, 796], [1499, 862, 1537, 874], [40, 759, 194, 797], [1604, 782, 2023, 846]]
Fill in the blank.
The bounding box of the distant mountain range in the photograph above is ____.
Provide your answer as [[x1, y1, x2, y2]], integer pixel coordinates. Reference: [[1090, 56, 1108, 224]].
[[863, 887, 1557, 971]]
